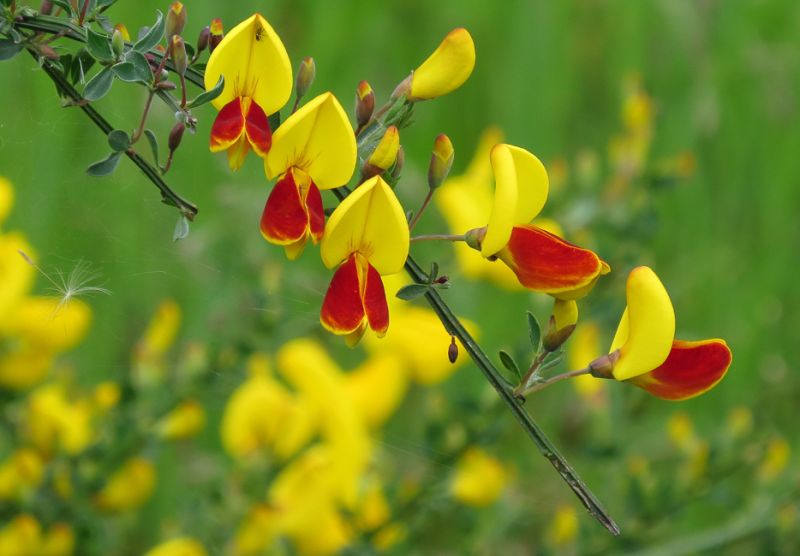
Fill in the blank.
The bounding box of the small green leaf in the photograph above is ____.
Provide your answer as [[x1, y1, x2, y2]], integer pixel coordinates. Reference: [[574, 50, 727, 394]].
[[83, 66, 114, 101], [428, 262, 439, 283], [86, 151, 123, 176], [70, 51, 94, 84], [133, 11, 165, 53], [173, 215, 190, 242], [527, 311, 541, 351], [107, 129, 130, 152], [50, 0, 76, 14], [86, 27, 114, 62], [0, 39, 24, 62], [395, 284, 429, 301], [186, 75, 224, 108], [499, 350, 522, 381], [143, 129, 160, 166], [113, 51, 152, 83]]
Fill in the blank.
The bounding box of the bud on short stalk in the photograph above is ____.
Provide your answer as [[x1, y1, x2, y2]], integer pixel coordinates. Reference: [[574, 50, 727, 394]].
[[448, 336, 458, 364], [428, 134, 454, 190], [166, 1, 187, 39], [40, 0, 53, 15], [295, 57, 316, 102], [196, 26, 210, 55], [111, 28, 125, 57], [209, 18, 224, 53], [171, 36, 188, 76], [361, 125, 400, 181], [355, 80, 375, 129], [168, 121, 185, 153]]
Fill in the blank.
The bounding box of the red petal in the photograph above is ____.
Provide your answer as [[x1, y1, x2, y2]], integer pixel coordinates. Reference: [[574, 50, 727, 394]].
[[321, 255, 365, 334], [499, 225, 605, 294], [305, 182, 325, 244], [244, 99, 272, 157], [363, 262, 389, 336], [628, 339, 732, 400], [261, 171, 308, 244], [210, 97, 245, 152]]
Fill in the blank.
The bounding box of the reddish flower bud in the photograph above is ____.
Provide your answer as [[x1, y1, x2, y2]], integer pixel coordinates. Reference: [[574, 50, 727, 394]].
[[168, 122, 185, 153], [209, 18, 224, 53], [40, 0, 54, 15], [295, 57, 316, 101], [428, 133, 454, 190], [448, 337, 458, 364], [355, 80, 375, 129], [196, 25, 210, 54], [166, 1, 186, 39]]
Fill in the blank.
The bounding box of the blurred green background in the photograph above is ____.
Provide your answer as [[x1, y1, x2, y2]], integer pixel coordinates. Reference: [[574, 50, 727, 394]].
[[1, 0, 798, 554]]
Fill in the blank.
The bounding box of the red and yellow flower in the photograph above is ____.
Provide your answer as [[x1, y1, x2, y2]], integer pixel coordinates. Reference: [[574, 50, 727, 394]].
[[205, 14, 292, 171], [261, 93, 357, 259], [465, 143, 609, 299], [319, 176, 409, 346], [591, 266, 732, 400]]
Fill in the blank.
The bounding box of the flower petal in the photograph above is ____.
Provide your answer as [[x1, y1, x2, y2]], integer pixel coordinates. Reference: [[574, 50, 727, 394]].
[[209, 97, 245, 152], [409, 28, 475, 101], [243, 98, 272, 157], [610, 266, 675, 381], [368, 126, 400, 171], [306, 181, 325, 244], [320, 176, 409, 275], [205, 13, 292, 114], [496, 225, 606, 296], [482, 144, 549, 257], [320, 255, 365, 335], [260, 170, 308, 245], [363, 262, 389, 337], [226, 134, 251, 172], [628, 339, 732, 400], [265, 93, 357, 189]]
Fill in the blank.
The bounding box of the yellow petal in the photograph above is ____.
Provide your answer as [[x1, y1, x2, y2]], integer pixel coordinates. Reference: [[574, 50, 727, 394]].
[[321, 176, 409, 274], [265, 92, 357, 188], [482, 144, 549, 257], [204, 14, 292, 114], [552, 299, 578, 330], [0, 176, 13, 226], [368, 126, 400, 171], [610, 266, 675, 380], [5, 297, 91, 351], [409, 28, 475, 101], [144, 537, 207, 556]]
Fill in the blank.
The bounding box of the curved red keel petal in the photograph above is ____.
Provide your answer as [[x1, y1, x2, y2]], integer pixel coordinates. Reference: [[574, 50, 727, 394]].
[[261, 171, 310, 245], [321, 255, 365, 334], [363, 262, 389, 337], [210, 97, 245, 152], [244, 99, 272, 158]]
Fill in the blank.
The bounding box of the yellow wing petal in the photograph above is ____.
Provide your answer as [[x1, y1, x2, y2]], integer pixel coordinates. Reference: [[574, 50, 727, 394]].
[[205, 14, 292, 114], [409, 28, 476, 101], [265, 93, 357, 188], [482, 144, 548, 257], [611, 266, 675, 380], [321, 177, 409, 274]]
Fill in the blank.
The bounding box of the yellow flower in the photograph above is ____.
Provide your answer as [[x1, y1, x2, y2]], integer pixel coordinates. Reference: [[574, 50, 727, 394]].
[[133, 299, 181, 387], [344, 353, 408, 428], [567, 321, 607, 402], [0, 176, 12, 226], [144, 537, 207, 556], [232, 504, 280, 556], [41, 523, 75, 556], [407, 28, 476, 101], [758, 437, 790, 482], [25, 382, 94, 456], [450, 447, 509, 507], [94, 457, 156, 512], [0, 449, 45, 501], [546, 505, 579, 547], [0, 514, 41, 556], [0, 232, 36, 322], [92, 381, 121, 412], [155, 399, 205, 440]]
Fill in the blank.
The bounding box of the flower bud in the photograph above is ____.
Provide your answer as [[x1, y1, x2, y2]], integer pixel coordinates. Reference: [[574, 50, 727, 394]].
[[168, 121, 185, 153], [355, 80, 374, 129], [40, 0, 54, 15], [196, 25, 210, 55], [543, 299, 578, 352], [294, 57, 315, 102], [114, 23, 130, 42], [111, 28, 125, 57], [166, 1, 186, 39], [448, 336, 458, 364], [209, 18, 224, 53], [156, 80, 177, 90], [361, 126, 400, 181], [428, 133, 454, 190], [170, 35, 187, 76]]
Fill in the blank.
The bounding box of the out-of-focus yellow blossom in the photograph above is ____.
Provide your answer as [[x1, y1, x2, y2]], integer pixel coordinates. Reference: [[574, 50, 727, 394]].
[[344, 354, 407, 428], [364, 274, 477, 385], [92, 381, 121, 411], [232, 504, 281, 556], [155, 399, 205, 440], [548, 157, 569, 193], [566, 322, 607, 404], [0, 448, 45, 501], [221, 353, 316, 460], [758, 437, 790, 482], [3, 297, 90, 352], [41, 523, 75, 556], [725, 406, 754, 440], [94, 457, 156, 512], [52, 463, 73, 500], [667, 412, 709, 483], [0, 235, 35, 319], [25, 382, 94, 456], [777, 503, 798, 533], [144, 537, 207, 556], [450, 447, 509, 507], [0, 176, 13, 225], [546, 504, 579, 548], [133, 299, 181, 387], [0, 514, 41, 556]]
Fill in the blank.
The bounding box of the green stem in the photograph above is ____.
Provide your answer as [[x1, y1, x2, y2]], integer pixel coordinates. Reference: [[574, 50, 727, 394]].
[[515, 367, 591, 398], [35, 52, 198, 219], [410, 233, 465, 243], [408, 189, 433, 231]]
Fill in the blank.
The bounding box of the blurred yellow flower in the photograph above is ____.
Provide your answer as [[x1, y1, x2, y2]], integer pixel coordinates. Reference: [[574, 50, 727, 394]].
[[344, 354, 408, 428], [41, 523, 75, 556], [0, 514, 41, 556], [546, 504, 579, 547], [0, 176, 12, 226], [156, 399, 205, 440], [3, 297, 91, 351], [25, 382, 94, 456], [232, 504, 280, 556], [94, 457, 156, 512], [450, 447, 509, 507], [0, 449, 45, 501], [0, 232, 36, 325], [92, 381, 121, 412], [725, 406, 754, 440], [758, 437, 790, 482], [134, 299, 181, 387], [667, 412, 700, 454], [144, 537, 207, 556], [566, 321, 607, 404]]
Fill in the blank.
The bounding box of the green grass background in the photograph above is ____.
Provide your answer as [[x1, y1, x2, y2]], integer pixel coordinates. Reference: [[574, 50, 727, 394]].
[[1, 0, 798, 553]]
